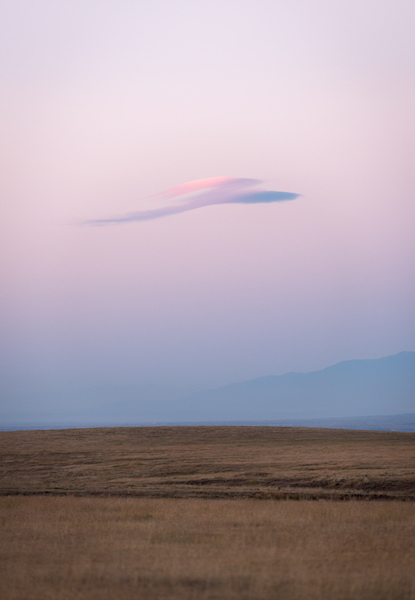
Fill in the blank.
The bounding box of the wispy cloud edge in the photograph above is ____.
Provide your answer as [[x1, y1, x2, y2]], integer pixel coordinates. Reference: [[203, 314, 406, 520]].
[[86, 177, 300, 225]]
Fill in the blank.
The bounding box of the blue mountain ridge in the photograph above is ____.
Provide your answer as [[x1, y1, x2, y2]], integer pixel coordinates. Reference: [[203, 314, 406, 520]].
[[1, 351, 414, 429], [173, 351, 415, 421]]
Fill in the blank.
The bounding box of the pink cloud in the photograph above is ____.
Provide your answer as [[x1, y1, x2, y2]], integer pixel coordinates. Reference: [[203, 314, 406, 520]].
[[86, 177, 300, 225]]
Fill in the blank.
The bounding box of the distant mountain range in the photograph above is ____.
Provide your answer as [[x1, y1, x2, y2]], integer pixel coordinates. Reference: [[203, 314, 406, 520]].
[[172, 351, 415, 422], [1, 351, 414, 431]]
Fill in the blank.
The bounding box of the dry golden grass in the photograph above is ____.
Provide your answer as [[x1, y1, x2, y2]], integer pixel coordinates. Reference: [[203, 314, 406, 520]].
[[1, 427, 414, 599], [0, 426, 414, 499], [1, 496, 414, 600]]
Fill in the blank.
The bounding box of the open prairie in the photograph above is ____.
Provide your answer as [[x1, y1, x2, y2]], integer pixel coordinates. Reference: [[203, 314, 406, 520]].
[[1, 496, 415, 600], [1, 427, 415, 599], [0, 426, 414, 499]]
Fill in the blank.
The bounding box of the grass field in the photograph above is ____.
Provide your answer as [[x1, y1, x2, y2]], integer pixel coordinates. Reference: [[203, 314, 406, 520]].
[[1, 426, 414, 499], [1, 496, 414, 600], [0, 426, 414, 599]]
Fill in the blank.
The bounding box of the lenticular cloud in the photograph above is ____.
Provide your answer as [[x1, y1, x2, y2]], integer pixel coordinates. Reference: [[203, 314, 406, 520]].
[[87, 177, 300, 225]]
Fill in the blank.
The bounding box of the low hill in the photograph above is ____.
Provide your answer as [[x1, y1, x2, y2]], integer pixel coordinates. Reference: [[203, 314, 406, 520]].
[[0, 426, 414, 500]]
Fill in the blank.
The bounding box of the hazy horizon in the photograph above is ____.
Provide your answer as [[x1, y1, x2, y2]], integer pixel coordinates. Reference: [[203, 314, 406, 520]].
[[1, 1, 414, 419], [1, 351, 414, 431]]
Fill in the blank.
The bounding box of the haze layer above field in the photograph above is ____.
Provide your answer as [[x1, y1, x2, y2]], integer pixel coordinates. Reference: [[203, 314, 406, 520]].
[[2, 352, 414, 429]]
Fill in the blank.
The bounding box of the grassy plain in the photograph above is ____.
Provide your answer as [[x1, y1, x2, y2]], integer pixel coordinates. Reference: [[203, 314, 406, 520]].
[[0, 426, 414, 599], [1, 496, 415, 600], [0, 426, 414, 499]]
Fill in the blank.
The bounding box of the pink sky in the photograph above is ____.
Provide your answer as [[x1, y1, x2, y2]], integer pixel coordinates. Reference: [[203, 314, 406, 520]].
[[0, 0, 414, 416]]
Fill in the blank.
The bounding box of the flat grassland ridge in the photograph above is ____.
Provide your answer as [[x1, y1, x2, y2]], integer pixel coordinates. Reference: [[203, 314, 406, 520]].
[[1, 426, 414, 500]]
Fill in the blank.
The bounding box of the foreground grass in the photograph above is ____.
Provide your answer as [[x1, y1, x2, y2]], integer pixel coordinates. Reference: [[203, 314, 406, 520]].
[[1, 496, 414, 600], [1, 426, 414, 499]]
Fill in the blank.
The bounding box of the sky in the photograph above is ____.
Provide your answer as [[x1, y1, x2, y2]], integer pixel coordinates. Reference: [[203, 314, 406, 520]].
[[1, 0, 414, 416]]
